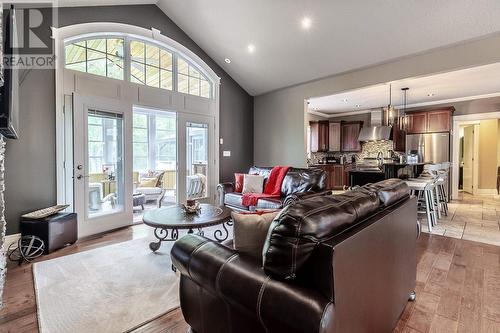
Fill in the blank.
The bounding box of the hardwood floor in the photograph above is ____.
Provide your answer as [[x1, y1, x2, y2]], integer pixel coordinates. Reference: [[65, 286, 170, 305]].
[[1, 225, 499, 332]]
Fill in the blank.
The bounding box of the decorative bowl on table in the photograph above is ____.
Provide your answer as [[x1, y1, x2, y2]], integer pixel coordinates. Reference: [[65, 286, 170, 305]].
[[181, 201, 201, 214]]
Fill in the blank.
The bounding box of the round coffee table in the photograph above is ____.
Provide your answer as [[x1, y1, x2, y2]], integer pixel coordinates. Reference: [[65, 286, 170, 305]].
[[143, 204, 232, 252]]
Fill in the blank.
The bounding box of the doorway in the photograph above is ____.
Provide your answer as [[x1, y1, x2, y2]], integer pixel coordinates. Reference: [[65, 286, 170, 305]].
[[131, 107, 215, 222], [452, 112, 500, 199], [73, 94, 134, 237], [459, 124, 478, 194]]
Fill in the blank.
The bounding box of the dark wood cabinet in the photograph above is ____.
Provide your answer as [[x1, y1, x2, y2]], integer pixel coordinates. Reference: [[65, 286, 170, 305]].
[[341, 121, 363, 152], [309, 121, 329, 152], [343, 163, 354, 189], [427, 110, 452, 132], [406, 113, 427, 134], [315, 163, 352, 190], [328, 122, 341, 152], [405, 107, 454, 134], [392, 118, 406, 152]]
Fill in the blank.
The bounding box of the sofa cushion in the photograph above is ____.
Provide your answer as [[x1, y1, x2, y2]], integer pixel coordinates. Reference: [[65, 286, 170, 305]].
[[135, 187, 163, 195], [224, 192, 245, 208], [262, 189, 380, 280], [358, 178, 410, 206], [232, 211, 281, 260], [255, 197, 283, 210], [280, 168, 326, 197]]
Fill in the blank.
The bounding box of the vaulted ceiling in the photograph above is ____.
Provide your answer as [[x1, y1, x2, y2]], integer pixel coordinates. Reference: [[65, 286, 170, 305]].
[[59, 1, 500, 96], [156, 0, 500, 96]]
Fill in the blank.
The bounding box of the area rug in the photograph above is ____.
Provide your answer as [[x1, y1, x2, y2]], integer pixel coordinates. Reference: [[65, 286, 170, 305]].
[[33, 238, 180, 333]]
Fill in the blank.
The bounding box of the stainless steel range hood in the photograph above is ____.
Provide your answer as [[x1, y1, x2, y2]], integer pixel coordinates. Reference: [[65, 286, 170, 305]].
[[357, 109, 392, 142]]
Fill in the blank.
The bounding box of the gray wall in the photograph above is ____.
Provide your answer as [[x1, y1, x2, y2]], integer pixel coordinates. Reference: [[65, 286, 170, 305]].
[[5, 5, 253, 235], [254, 33, 500, 167]]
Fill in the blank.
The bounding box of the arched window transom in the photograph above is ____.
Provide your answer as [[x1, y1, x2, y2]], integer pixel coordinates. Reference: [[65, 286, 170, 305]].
[[64, 34, 213, 99]]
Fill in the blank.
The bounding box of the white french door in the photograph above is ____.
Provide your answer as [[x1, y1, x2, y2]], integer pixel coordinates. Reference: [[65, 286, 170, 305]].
[[73, 94, 133, 237], [177, 113, 216, 204]]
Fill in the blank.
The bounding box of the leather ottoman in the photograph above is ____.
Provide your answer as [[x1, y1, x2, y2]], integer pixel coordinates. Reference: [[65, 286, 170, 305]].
[[20, 212, 78, 254]]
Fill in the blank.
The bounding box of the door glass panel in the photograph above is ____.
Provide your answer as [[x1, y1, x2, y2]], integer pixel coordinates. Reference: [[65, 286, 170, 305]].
[[186, 122, 208, 199], [133, 107, 177, 219], [87, 110, 124, 218]]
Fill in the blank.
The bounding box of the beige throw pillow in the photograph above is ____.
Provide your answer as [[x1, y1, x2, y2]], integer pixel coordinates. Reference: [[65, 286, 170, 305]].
[[139, 177, 158, 187], [232, 210, 281, 261], [242, 174, 264, 194]]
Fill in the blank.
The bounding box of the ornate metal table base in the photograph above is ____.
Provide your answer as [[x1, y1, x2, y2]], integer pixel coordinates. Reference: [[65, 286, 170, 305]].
[[149, 221, 233, 252], [149, 227, 179, 252], [213, 220, 233, 242]]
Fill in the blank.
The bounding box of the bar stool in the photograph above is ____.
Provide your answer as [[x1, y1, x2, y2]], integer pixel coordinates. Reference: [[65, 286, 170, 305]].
[[419, 164, 448, 217], [405, 178, 438, 232]]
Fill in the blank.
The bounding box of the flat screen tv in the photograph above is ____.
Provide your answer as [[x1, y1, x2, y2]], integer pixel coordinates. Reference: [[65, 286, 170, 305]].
[[0, 7, 19, 139]]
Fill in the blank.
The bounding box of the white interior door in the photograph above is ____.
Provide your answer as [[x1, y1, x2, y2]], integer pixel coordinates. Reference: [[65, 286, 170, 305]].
[[73, 93, 133, 238], [177, 113, 215, 204], [462, 125, 474, 194]]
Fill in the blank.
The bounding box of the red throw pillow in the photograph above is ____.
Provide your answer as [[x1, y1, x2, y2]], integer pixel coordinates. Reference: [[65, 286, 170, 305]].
[[234, 173, 244, 192]]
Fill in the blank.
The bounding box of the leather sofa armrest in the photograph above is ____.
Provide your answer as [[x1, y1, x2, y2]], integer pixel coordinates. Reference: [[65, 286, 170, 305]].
[[283, 190, 333, 206], [218, 254, 333, 333], [216, 182, 235, 206], [172, 236, 334, 332], [170, 234, 236, 293]]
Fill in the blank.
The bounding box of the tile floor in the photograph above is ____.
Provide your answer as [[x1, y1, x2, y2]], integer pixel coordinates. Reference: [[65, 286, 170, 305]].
[[421, 192, 500, 246]]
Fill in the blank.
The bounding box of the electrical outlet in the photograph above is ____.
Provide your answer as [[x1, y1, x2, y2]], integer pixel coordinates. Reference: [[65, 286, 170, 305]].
[[223, 151, 231, 157]]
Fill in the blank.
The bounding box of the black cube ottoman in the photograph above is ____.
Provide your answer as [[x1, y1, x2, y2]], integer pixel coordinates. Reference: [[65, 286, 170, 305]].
[[20, 212, 78, 254]]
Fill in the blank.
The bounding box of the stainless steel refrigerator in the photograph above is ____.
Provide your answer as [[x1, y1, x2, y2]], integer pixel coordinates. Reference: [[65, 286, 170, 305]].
[[406, 133, 450, 163]]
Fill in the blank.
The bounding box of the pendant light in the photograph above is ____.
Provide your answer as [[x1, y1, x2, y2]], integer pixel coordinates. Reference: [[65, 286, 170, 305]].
[[384, 83, 396, 126], [400, 87, 409, 130]]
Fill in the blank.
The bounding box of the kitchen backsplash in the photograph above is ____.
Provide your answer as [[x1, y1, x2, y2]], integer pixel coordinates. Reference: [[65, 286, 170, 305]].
[[308, 140, 402, 165]]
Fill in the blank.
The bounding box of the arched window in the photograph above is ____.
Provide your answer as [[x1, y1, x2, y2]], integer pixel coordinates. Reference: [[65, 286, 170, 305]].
[[64, 35, 213, 99], [65, 37, 125, 80]]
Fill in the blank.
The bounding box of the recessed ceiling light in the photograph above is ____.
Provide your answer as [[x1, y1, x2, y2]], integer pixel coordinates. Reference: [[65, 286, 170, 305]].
[[341, 98, 348, 102], [247, 44, 256, 53], [301, 17, 312, 30], [224, 58, 231, 64], [427, 93, 435, 97]]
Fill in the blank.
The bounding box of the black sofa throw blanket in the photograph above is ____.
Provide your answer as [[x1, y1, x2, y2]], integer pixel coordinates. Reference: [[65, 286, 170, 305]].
[[262, 178, 410, 280]]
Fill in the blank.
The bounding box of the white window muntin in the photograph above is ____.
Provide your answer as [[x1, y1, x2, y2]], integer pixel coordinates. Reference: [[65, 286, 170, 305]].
[[64, 33, 213, 99]]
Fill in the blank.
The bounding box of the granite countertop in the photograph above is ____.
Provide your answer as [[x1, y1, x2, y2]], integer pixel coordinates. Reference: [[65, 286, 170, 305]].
[[349, 169, 385, 174]]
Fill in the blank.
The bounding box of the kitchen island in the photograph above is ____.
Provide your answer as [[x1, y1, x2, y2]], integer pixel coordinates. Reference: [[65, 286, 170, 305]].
[[349, 162, 427, 187]]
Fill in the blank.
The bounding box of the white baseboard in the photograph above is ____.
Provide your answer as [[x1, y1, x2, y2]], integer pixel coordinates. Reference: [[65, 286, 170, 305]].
[[476, 188, 498, 195], [2, 233, 21, 253]]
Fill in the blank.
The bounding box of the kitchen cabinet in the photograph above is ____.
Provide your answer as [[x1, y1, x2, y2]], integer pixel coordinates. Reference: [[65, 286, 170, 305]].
[[341, 121, 363, 152], [406, 113, 427, 134], [309, 121, 329, 152], [328, 122, 341, 152], [392, 118, 406, 152], [343, 163, 354, 188], [427, 110, 452, 132], [313, 163, 352, 190], [405, 107, 454, 134]]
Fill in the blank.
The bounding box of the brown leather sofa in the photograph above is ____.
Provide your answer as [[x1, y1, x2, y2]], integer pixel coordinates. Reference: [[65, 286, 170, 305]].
[[172, 179, 417, 333], [217, 166, 327, 211]]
